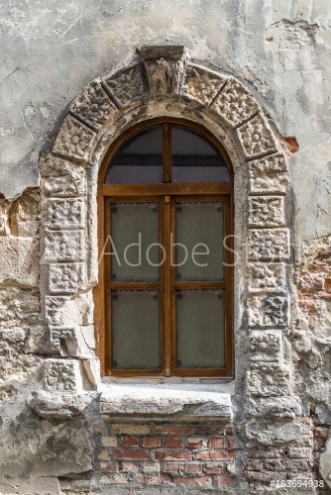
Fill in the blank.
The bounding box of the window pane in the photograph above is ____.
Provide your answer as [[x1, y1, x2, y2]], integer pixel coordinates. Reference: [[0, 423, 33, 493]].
[[105, 126, 162, 184], [175, 202, 224, 281], [111, 203, 160, 282], [172, 126, 230, 183], [111, 291, 161, 370], [176, 290, 225, 369]]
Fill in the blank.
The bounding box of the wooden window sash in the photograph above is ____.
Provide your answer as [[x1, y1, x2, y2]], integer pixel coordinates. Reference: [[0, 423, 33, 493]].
[[97, 120, 234, 378]]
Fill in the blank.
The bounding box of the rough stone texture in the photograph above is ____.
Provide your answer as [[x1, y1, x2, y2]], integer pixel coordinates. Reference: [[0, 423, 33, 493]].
[[100, 386, 232, 418]]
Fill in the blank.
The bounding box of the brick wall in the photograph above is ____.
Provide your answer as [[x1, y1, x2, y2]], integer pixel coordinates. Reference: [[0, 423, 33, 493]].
[[98, 421, 237, 489]]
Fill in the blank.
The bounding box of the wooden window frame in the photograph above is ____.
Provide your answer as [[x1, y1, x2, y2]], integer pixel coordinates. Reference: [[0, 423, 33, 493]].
[[95, 117, 234, 378]]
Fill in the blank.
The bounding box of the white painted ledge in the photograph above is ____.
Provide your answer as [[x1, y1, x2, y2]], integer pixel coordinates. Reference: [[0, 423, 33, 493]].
[[99, 383, 233, 420]]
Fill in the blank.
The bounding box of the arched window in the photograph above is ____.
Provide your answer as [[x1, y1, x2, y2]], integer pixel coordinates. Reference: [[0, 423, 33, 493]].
[[98, 118, 234, 377]]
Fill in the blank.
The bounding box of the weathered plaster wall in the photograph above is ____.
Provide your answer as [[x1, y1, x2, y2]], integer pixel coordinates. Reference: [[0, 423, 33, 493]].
[[1, 0, 330, 242]]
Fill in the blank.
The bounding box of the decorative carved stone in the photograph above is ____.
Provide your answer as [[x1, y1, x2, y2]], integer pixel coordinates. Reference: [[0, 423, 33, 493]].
[[246, 363, 292, 397], [248, 228, 290, 261], [45, 296, 71, 327], [245, 397, 302, 418], [50, 327, 76, 350], [40, 155, 85, 178], [52, 116, 96, 163], [183, 64, 225, 105], [212, 78, 259, 127], [49, 263, 86, 294], [249, 330, 282, 362], [43, 359, 82, 391], [247, 263, 286, 292], [105, 64, 146, 107], [46, 199, 85, 230], [248, 196, 285, 227], [248, 154, 289, 194], [138, 45, 186, 95], [237, 113, 277, 159], [248, 295, 289, 327], [70, 81, 117, 129], [43, 231, 85, 263], [42, 175, 86, 198]]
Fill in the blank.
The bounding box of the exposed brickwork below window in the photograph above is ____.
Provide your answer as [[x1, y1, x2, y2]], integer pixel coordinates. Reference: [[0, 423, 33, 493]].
[[98, 421, 237, 488]]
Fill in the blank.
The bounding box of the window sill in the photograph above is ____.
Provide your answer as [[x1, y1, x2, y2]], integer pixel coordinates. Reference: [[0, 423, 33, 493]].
[[99, 380, 234, 421]]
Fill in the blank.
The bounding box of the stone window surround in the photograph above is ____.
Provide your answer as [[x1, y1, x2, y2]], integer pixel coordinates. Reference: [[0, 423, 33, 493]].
[[31, 45, 298, 424]]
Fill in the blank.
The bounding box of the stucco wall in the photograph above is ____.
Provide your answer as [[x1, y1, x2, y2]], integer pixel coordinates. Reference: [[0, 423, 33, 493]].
[[1, 0, 330, 243]]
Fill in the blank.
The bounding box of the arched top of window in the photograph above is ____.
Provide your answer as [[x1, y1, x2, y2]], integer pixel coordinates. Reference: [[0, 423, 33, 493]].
[[104, 120, 231, 185]]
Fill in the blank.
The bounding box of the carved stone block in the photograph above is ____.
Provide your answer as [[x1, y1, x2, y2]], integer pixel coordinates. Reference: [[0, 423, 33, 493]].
[[42, 175, 86, 198], [248, 154, 289, 194], [248, 229, 290, 261], [105, 64, 146, 107], [49, 263, 86, 294], [245, 397, 302, 418], [43, 230, 85, 263], [46, 199, 85, 230], [43, 359, 82, 392], [138, 46, 186, 95], [237, 113, 276, 159], [50, 327, 76, 349], [183, 64, 225, 105], [70, 81, 117, 129], [246, 363, 292, 397], [212, 78, 259, 127], [248, 295, 289, 327], [248, 196, 285, 227], [249, 330, 282, 362], [45, 296, 70, 327], [247, 263, 286, 292], [52, 116, 96, 163], [45, 293, 94, 327], [40, 155, 86, 178]]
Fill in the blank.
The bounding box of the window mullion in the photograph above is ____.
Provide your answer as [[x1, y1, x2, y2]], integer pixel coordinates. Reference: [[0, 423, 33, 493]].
[[161, 195, 172, 376]]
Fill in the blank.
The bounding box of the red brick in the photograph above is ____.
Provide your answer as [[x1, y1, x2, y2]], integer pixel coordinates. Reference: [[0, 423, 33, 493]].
[[142, 437, 161, 448], [100, 462, 117, 473], [227, 438, 235, 449], [154, 424, 193, 435], [228, 450, 236, 460], [173, 476, 212, 487], [187, 437, 205, 449], [136, 474, 172, 484], [162, 462, 180, 474], [204, 462, 224, 474], [225, 425, 234, 435], [196, 450, 227, 461], [164, 437, 183, 448], [208, 437, 225, 449], [121, 436, 139, 447], [114, 449, 150, 461], [184, 463, 202, 474], [155, 450, 192, 461], [215, 476, 236, 488]]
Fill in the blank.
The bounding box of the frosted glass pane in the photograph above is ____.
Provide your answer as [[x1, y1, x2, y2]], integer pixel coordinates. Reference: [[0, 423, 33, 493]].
[[105, 126, 162, 184], [175, 202, 224, 281], [176, 290, 225, 368], [111, 203, 160, 281], [172, 126, 230, 183], [111, 291, 160, 369]]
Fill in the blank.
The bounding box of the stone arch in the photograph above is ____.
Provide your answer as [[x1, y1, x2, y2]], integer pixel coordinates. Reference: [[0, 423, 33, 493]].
[[38, 46, 298, 426]]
